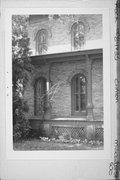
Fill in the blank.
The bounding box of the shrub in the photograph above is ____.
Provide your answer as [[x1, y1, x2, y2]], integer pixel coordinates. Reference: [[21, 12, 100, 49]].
[[12, 15, 33, 142], [13, 95, 31, 141], [13, 118, 31, 142]]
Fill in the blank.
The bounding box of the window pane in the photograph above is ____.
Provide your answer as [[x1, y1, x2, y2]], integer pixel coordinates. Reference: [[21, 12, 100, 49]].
[[80, 75, 86, 111], [35, 78, 46, 115], [37, 29, 48, 55], [80, 94, 86, 111], [75, 94, 79, 111], [72, 73, 87, 115], [39, 30, 46, 43], [72, 22, 85, 50], [75, 77, 79, 92], [78, 22, 85, 34], [80, 76, 86, 94]]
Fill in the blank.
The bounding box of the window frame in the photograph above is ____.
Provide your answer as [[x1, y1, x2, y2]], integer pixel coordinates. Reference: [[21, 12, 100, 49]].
[[35, 29, 48, 55], [71, 73, 87, 117], [34, 77, 47, 116], [71, 21, 85, 51]]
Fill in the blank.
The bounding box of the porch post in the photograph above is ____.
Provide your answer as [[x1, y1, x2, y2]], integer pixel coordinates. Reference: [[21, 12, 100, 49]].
[[47, 62, 51, 92], [86, 55, 94, 121]]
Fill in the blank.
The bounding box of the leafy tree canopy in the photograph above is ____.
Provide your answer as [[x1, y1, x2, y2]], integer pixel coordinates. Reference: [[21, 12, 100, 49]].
[[12, 15, 32, 92]]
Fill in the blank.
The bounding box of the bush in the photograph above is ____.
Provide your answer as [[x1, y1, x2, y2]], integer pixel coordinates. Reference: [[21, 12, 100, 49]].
[[12, 15, 33, 142], [13, 123, 22, 141], [13, 96, 31, 142], [13, 119, 31, 142]]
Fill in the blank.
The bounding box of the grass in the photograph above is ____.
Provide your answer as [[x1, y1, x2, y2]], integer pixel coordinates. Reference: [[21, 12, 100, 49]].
[[13, 138, 103, 150]]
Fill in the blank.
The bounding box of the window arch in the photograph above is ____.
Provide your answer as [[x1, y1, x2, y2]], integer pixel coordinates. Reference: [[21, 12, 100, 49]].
[[71, 21, 85, 50], [71, 73, 87, 116], [34, 77, 46, 116], [35, 29, 48, 55]]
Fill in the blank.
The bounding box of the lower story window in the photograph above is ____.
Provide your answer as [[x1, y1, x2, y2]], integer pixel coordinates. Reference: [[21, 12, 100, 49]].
[[34, 77, 46, 116], [71, 73, 87, 116]]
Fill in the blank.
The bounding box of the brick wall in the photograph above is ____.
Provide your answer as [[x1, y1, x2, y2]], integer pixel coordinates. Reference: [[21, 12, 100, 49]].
[[50, 60, 86, 117], [28, 14, 102, 55], [92, 59, 103, 120], [24, 59, 103, 121]]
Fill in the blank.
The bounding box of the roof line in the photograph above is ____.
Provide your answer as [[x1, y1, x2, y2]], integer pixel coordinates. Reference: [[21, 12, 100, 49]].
[[31, 48, 103, 60]]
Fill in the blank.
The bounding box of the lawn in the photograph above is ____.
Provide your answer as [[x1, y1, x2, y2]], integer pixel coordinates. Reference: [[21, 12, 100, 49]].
[[13, 138, 103, 150]]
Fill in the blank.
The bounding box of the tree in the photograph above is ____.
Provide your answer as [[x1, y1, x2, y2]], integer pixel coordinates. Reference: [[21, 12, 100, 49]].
[[12, 15, 33, 141]]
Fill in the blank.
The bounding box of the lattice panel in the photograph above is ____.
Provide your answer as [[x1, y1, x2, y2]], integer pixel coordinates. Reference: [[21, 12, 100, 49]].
[[52, 126, 103, 141], [95, 128, 104, 140], [71, 127, 85, 139], [52, 126, 86, 140]]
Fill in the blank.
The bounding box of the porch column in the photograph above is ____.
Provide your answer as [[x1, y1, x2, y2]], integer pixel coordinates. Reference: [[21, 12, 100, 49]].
[[46, 81, 49, 92], [86, 55, 94, 121], [47, 62, 51, 92]]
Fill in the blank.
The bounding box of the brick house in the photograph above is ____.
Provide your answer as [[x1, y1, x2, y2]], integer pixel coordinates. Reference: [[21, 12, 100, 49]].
[[24, 15, 103, 140]]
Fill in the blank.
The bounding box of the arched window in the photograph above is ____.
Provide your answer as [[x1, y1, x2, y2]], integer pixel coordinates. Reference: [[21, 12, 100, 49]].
[[71, 74, 87, 116], [34, 77, 46, 116], [71, 21, 85, 50], [36, 29, 48, 55]]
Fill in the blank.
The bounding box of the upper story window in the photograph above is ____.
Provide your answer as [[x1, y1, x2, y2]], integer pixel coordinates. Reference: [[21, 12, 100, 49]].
[[36, 29, 48, 55], [71, 21, 85, 50]]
